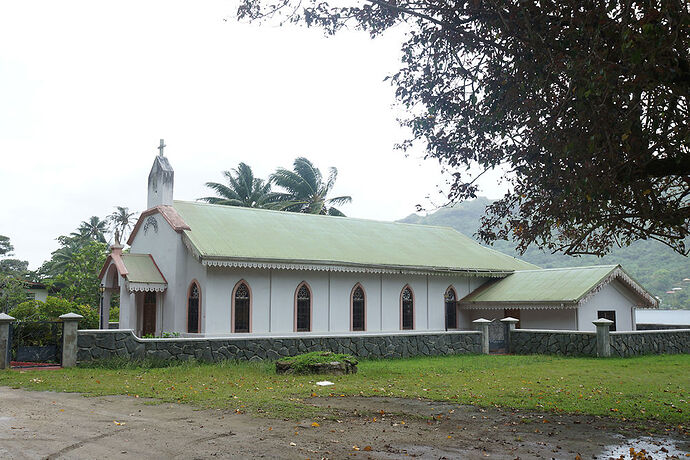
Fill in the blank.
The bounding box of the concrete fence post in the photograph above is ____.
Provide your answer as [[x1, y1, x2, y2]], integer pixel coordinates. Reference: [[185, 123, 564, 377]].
[[0, 313, 15, 369], [472, 318, 492, 354], [592, 318, 613, 357], [500, 317, 519, 353], [59, 313, 83, 368]]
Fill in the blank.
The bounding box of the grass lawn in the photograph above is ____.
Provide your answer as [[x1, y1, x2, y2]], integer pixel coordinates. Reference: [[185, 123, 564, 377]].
[[1, 354, 688, 425]]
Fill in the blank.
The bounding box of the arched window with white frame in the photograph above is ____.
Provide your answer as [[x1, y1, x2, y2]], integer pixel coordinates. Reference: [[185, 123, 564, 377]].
[[445, 286, 458, 330], [401, 285, 414, 330], [233, 280, 251, 333], [295, 282, 311, 332], [351, 284, 366, 331], [187, 281, 201, 333]]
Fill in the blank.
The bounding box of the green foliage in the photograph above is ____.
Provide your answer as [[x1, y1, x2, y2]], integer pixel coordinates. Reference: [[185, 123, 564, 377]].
[[200, 159, 352, 216], [270, 157, 352, 216], [400, 197, 690, 308], [0, 275, 27, 314], [237, 0, 690, 256], [0, 235, 13, 256], [200, 163, 277, 208], [277, 351, 357, 374], [0, 259, 29, 277], [107, 206, 137, 245], [39, 214, 115, 280], [9, 296, 98, 329], [0, 234, 31, 279], [50, 241, 107, 307], [71, 216, 108, 244], [141, 331, 180, 339], [76, 356, 189, 369], [109, 306, 119, 322]]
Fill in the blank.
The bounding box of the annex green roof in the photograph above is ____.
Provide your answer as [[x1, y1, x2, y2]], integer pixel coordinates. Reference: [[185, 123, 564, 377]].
[[172, 200, 537, 274], [460, 265, 657, 307], [121, 254, 166, 285]]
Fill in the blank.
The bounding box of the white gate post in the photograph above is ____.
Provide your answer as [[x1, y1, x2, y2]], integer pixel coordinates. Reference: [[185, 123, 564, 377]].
[[592, 318, 613, 357], [472, 318, 491, 354], [0, 313, 15, 369], [500, 317, 519, 353], [60, 313, 83, 367]]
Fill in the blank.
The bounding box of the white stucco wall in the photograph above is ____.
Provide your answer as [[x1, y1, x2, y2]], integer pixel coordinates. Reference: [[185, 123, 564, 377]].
[[128, 212, 207, 335], [520, 308, 577, 330], [26, 288, 48, 303], [577, 280, 637, 331], [189, 267, 488, 336], [462, 306, 577, 330]]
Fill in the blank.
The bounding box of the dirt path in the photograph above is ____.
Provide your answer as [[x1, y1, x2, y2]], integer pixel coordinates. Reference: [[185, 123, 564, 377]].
[[0, 387, 687, 459]]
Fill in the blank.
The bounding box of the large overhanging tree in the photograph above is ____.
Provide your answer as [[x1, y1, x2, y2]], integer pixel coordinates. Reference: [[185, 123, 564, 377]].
[[237, 0, 690, 256]]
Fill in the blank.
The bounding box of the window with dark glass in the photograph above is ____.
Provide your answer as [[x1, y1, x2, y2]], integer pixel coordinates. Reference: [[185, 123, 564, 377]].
[[143, 291, 156, 336], [445, 287, 457, 329], [597, 310, 617, 331], [401, 286, 414, 330], [234, 282, 250, 333], [352, 285, 365, 331], [296, 284, 311, 332], [188, 283, 200, 333]]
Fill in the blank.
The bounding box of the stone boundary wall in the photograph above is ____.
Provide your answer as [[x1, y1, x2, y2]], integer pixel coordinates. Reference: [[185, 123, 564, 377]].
[[636, 324, 690, 331], [510, 330, 597, 356], [610, 329, 690, 357], [76, 329, 482, 364]]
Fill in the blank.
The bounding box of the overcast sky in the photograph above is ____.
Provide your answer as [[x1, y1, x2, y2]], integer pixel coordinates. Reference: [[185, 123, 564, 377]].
[[0, 0, 506, 269]]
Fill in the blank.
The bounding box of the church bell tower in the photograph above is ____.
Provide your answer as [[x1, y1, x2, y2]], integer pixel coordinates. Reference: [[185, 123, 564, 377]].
[[147, 139, 174, 209]]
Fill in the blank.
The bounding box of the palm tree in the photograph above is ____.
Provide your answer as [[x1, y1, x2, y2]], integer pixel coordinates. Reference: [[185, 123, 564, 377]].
[[108, 206, 137, 245], [200, 163, 276, 208], [270, 157, 352, 216], [72, 216, 108, 243]]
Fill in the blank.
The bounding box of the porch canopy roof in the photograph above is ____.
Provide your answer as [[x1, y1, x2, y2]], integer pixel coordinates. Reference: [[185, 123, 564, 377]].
[[99, 251, 167, 293], [459, 265, 658, 310]]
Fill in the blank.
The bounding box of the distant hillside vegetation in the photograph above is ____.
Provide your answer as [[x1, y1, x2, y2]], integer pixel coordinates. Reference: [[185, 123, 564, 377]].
[[399, 197, 690, 309]]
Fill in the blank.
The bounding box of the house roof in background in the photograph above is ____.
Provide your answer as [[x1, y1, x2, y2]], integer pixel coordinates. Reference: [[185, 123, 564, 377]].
[[171, 200, 538, 275], [460, 265, 658, 308]]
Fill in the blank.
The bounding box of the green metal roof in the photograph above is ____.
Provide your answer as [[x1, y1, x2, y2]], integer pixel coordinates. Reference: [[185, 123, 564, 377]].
[[172, 201, 537, 273], [461, 265, 621, 304], [121, 254, 166, 284]]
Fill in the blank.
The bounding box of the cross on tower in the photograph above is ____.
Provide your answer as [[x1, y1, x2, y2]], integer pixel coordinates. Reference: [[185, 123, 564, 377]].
[[158, 139, 166, 157]]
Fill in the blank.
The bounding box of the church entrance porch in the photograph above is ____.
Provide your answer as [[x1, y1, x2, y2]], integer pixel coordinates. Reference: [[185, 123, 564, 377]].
[[134, 291, 162, 337]]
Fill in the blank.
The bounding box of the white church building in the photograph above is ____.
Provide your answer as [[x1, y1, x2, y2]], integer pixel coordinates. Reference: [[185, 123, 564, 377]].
[[99, 149, 658, 337]]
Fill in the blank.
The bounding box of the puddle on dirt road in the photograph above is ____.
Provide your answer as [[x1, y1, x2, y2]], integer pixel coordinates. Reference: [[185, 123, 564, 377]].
[[599, 436, 688, 458]]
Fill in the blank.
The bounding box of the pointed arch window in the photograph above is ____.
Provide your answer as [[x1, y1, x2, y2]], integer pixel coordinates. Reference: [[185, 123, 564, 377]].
[[351, 284, 366, 332], [188, 281, 201, 333], [295, 283, 311, 332], [445, 287, 458, 330], [233, 281, 251, 333], [401, 285, 414, 330]]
